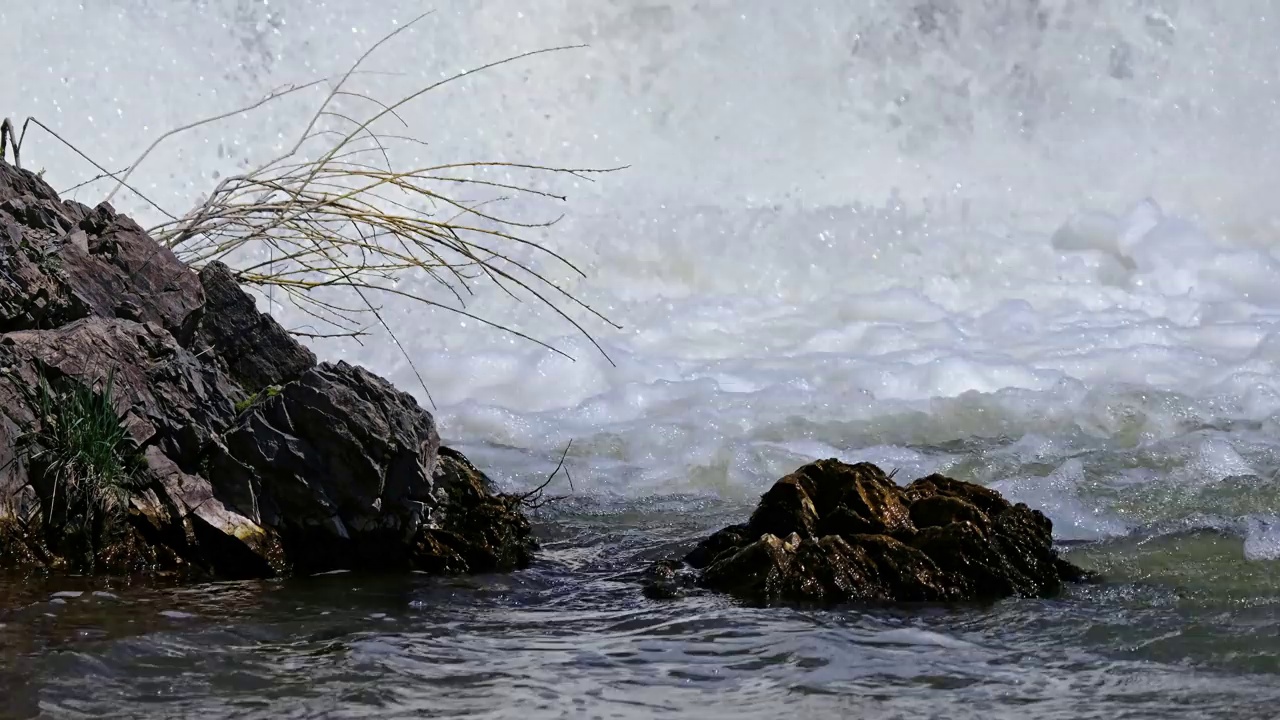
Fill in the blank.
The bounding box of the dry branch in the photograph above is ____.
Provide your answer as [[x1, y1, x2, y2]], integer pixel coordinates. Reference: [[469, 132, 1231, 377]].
[[141, 15, 625, 402], [520, 440, 574, 510], [6, 12, 625, 408]]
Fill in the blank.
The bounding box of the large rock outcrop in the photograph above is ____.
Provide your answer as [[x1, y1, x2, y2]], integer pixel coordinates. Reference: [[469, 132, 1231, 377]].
[[646, 459, 1092, 604], [0, 158, 534, 578]]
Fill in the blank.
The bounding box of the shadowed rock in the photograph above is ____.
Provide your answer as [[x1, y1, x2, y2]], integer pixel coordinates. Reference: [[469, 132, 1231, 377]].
[[0, 158, 534, 580], [192, 261, 315, 393], [412, 447, 536, 574], [649, 459, 1092, 604], [207, 362, 530, 575]]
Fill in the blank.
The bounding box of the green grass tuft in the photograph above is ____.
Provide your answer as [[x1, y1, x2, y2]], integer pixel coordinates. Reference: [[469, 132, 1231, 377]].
[[233, 384, 281, 415], [17, 369, 144, 569], [234, 392, 261, 415]]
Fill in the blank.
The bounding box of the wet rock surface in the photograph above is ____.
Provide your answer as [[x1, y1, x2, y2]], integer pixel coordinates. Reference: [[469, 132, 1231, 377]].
[[192, 261, 315, 393], [412, 447, 536, 574], [0, 159, 534, 579], [649, 459, 1092, 604]]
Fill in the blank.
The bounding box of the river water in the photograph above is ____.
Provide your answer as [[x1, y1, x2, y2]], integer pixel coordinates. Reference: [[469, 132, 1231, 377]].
[[3, 1, 1280, 717]]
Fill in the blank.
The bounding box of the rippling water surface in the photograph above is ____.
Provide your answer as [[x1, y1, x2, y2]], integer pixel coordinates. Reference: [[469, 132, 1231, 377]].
[[4, 496, 1280, 719], [5, 1, 1280, 717]]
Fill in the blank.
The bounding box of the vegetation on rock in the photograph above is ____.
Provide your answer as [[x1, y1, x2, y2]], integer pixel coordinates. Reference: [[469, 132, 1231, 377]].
[[12, 369, 144, 572], [4, 14, 624, 409], [0, 157, 536, 581]]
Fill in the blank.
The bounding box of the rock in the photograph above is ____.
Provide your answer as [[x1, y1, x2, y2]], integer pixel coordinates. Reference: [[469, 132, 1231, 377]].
[[641, 556, 689, 599], [62, 204, 204, 343], [667, 459, 1092, 604], [0, 209, 91, 332], [411, 447, 536, 574], [0, 318, 245, 464], [192, 261, 315, 392], [684, 523, 751, 569], [0, 317, 271, 576], [0, 162, 203, 339], [700, 531, 801, 600], [0, 157, 535, 580], [135, 446, 282, 579], [210, 360, 463, 575]]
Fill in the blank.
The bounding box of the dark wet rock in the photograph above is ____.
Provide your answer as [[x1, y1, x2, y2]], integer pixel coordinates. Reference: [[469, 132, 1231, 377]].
[[684, 523, 751, 569], [192, 261, 315, 392], [0, 318, 246, 469], [0, 162, 203, 339], [666, 459, 1091, 604], [0, 318, 276, 577], [410, 447, 536, 575], [0, 211, 91, 332], [0, 157, 534, 580], [747, 475, 819, 538], [62, 204, 205, 343], [641, 555, 697, 600], [217, 359, 440, 542], [208, 363, 535, 575]]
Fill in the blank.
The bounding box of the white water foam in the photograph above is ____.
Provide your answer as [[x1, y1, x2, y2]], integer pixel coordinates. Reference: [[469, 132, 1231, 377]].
[[5, 1, 1280, 539], [1244, 515, 1280, 561]]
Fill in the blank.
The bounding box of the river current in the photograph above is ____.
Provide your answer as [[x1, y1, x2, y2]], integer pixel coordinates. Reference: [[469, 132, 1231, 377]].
[[3, 2, 1280, 717]]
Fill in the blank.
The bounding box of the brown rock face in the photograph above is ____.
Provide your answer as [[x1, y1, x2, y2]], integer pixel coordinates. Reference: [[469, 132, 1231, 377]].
[[657, 459, 1092, 604], [0, 158, 534, 580]]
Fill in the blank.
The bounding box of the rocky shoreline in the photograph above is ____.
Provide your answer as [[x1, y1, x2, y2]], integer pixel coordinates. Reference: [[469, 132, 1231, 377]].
[[0, 157, 1091, 606], [0, 159, 534, 580]]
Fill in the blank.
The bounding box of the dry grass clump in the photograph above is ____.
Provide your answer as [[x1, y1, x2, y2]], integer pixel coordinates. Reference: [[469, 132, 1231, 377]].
[[4, 12, 623, 403]]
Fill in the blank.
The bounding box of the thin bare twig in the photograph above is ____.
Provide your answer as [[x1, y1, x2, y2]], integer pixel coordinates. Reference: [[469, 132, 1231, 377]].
[[16, 117, 173, 219], [0, 117, 15, 168], [143, 23, 623, 374], [14, 12, 626, 411], [102, 78, 333, 206], [520, 440, 573, 509]]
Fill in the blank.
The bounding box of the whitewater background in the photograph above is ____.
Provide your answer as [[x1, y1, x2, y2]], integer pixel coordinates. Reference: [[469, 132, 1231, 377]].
[[6, 1, 1280, 573]]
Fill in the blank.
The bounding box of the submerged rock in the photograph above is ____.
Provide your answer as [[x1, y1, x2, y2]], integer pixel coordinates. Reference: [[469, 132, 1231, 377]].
[[649, 459, 1092, 604], [0, 158, 534, 579]]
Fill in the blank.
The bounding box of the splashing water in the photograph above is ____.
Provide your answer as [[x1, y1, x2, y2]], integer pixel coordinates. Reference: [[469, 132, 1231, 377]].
[[4, 1, 1280, 717]]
